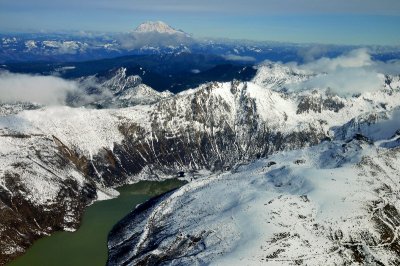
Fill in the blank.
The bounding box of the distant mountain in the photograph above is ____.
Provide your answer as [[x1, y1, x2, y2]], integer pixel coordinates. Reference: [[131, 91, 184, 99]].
[[134, 21, 188, 36], [70, 67, 174, 108]]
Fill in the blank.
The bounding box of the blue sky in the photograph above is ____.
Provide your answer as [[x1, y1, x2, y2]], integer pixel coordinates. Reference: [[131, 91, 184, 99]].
[[1, 0, 399, 45]]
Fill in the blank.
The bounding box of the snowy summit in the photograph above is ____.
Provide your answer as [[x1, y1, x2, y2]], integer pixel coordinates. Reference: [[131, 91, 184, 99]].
[[134, 21, 186, 35]]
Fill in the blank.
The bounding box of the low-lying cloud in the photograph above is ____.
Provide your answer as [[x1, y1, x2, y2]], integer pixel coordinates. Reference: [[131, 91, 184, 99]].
[[286, 48, 400, 97], [0, 71, 78, 105], [300, 48, 373, 72], [301, 68, 384, 96], [297, 45, 330, 62], [223, 54, 256, 62], [0, 71, 119, 106], [118, 32, 193, 50]]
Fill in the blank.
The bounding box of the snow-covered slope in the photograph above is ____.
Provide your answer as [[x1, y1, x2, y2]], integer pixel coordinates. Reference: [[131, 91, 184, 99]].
[[108, 119, 400, 265], [252, 61, 312, 90], [114, 84, 173, 106]]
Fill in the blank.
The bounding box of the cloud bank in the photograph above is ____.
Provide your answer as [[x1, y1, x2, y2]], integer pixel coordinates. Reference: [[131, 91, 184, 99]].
[[0, 71, 78, 105], [223, 54, 256, 62], [300, 48, 373, 72], [118, 32, 193, 50], [287, 48, 400, 97], [0, 71, 118, 106], [297, 45, 330, 62]]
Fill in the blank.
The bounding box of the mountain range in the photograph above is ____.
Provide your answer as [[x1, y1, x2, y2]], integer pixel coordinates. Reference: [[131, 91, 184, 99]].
[[1, 21, 399, 64], [1, 22, 400, 266], [1, 56, 400, 264]]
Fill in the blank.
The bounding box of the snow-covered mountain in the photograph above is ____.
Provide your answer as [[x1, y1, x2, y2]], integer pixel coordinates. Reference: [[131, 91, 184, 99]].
[[134, 21, 187, 36], [108, 129, 400, 265], [252, 61, 312, 90], [1, 59, 400, 264], [70, 67, 173, 108], [113, 84, 173, 106]]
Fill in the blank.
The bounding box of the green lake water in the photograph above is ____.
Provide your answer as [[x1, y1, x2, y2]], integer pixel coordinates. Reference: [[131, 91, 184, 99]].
[[9, 179, 185, 266]]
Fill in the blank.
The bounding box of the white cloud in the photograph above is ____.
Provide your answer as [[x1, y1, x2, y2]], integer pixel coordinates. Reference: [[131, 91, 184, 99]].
[[300, 48, 373, 72], [297, 45, 330, 62], [118, 32, 193, 50], [0, 71, 78, 105], [301, 68, 384, 96], [223, 54, 256, 62], [371, 109, 400, 141], [372, 59, 400, 75], [286, 49, 398, 97]]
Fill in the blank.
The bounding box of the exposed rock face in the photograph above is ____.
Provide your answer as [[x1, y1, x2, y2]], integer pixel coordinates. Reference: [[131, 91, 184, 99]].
[[1, 64, 400, 264], [89, 81, 331, 186], [0, 134, 97, 264], [296, 90, 345, 114], [0, 102, 41, 117], [93, 76, 400, 185]]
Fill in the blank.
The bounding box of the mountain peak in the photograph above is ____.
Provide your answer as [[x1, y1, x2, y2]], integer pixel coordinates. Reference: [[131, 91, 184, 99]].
[[134, 21, 184, 35]]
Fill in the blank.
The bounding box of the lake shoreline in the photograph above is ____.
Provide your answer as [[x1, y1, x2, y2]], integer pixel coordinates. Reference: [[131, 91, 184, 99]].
[[8, 179, 186, 266]]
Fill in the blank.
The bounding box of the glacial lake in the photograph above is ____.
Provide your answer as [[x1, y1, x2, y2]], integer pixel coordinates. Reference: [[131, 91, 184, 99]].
[[9, 179, 186, 266]]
